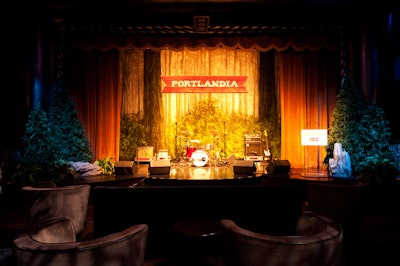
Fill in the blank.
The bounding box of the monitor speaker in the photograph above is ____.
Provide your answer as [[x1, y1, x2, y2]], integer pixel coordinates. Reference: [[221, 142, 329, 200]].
[[149, 160, 171, 175], [233, 160, 256, 175], [266, 160, 291, 175], [114, 161, 134, 175]]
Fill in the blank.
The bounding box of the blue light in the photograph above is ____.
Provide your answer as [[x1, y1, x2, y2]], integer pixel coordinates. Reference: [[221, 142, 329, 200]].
[[388, 12, 392, 35], [33, 79, 42, 109]]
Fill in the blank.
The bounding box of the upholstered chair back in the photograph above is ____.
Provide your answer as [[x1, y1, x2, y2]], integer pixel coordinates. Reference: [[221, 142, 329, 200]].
[[22, 184, 91, 237], [12, 217, 148, 266], [221, 211, 343, 266]]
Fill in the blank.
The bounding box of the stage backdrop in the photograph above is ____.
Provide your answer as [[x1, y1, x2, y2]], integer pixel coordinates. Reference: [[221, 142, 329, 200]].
[[66, 47, 339, 169]]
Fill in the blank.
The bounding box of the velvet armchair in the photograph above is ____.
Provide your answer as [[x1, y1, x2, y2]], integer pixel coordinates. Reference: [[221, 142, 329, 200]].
[[12, 217, 148, 266], [21, 184, 91, 238], [221, 211, 343, 266]]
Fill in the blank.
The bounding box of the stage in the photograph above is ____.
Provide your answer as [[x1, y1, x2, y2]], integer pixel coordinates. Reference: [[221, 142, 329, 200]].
[[72, 160, 330, 187]]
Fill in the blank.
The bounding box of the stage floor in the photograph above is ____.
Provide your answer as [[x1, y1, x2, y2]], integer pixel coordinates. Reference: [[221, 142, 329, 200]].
[[168, 161, 267, 179], [72, 160, 330, 186]]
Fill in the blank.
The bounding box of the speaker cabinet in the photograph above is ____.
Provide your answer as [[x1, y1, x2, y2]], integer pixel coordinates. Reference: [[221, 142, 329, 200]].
[[266, 160, 291, 175], [244, 134, 262, 160], [233, 160, 256, 175], [149, 160, 171, 175], [114, 161, 134, 175]]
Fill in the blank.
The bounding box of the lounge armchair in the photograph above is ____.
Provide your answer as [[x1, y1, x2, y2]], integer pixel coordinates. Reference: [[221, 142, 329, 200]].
[[221, 211, 343, 266], [21, 184, 91, 238], [12, 217, 148, 266]]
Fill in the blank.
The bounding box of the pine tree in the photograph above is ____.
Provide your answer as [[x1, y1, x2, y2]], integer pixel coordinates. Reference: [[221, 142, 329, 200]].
[[20, 105, 58, 166], [13, 83, 93, 185], [48, 83, 93, 162], [325, 77, 366, 168], [356, 103, 398, 183], [326, 77, 398, 181], [14, 105, 65, 185]]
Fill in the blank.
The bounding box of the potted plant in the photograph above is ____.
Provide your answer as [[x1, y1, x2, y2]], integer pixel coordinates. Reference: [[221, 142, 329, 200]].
[[94, 157, 115, 175]]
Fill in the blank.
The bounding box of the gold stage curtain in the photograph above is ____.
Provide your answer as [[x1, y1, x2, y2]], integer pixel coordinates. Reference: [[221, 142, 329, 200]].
[[65, 49, 121, 161], [120, 49, 144, 118], [279, 49, 339, 169], [160, 47, 260, 127], [67, 47, 339, 168], [120, 50, 166, 151], [144, 50, 165, 150], [65, 32, 340, 165], [120, 47, 259, 155]]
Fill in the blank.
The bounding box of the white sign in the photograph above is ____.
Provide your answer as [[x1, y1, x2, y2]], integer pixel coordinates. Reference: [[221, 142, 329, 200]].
[[301, 129, 328, 146]]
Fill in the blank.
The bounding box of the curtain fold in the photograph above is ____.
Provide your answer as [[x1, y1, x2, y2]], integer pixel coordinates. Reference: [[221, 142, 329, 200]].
[[160, 47, 260, 127], [65, 45, 339, 168], [120, 50, 144, 118], [279, 49, 339, 169], [144, 50, 165, 151], [65, 49, 121, 161], [67, 34, 338, 52], [259, 51, 281, 158]]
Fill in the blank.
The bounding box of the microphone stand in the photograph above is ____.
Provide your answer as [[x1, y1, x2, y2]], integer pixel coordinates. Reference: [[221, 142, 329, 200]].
[[174, 122, 178, 163], [222, 121, 227, 164]]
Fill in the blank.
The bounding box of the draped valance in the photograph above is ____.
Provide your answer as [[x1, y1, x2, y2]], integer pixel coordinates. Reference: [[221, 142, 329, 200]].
[[66, 33, 340, 52]]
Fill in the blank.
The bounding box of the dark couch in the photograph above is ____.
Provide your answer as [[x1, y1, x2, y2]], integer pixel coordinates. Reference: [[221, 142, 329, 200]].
[[92, 183, 305, 258]]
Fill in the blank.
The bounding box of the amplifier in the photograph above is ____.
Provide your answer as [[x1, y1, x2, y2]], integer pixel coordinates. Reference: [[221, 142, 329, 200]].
[[244, 134, 262, 157], [136, 146, 154, 162], [244, 134, 261, 142]]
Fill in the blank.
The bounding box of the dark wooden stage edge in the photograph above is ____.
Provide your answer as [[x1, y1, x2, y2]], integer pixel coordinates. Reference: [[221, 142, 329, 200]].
[[72, 161, 330, 186]]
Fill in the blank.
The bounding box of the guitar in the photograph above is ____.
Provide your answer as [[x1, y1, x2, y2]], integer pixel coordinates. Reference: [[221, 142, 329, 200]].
[[264, 130, 271, 160]]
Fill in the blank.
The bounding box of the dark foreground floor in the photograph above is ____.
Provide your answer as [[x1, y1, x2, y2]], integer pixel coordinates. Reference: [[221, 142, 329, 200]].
[[2, 166, 400, 266]]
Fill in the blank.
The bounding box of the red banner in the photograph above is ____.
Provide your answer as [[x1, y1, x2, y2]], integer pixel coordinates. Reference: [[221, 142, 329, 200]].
[[161, 76, 248, 93]]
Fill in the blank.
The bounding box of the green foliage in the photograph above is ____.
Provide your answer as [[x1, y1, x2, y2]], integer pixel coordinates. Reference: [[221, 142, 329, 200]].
[[19, 106, 59, 166], [357, 155, 398, 184], [326, 77, 398, 182], [94, 156, 115, 175], [165, 97, 271, 159], [12, 83, 93, 185], [48, 83, 93, 162], [12, 159, 76, 186], [119, 114, 147, 160], [355, 103, 398, 183], [326, 77, 366, 162]]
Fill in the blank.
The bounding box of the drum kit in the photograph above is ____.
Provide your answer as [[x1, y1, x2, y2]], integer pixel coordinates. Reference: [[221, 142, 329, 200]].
[[176, 130, 225, 167]]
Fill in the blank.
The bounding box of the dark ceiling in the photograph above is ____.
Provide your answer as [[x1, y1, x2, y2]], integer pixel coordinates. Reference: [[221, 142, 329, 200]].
[[43, 0, 394, 36], [1, 0, 394, 38]]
